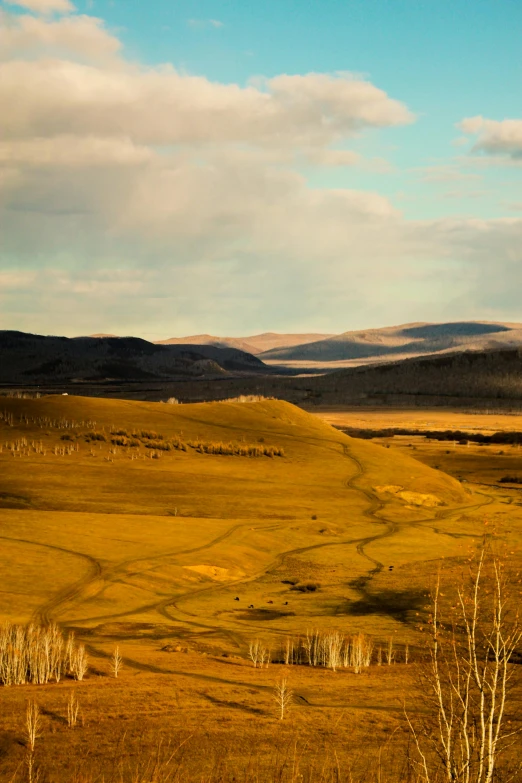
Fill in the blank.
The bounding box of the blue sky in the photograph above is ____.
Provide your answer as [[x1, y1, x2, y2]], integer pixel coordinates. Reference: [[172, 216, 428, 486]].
[[1, 0, 521, 337], [85, 0, 522, 217]]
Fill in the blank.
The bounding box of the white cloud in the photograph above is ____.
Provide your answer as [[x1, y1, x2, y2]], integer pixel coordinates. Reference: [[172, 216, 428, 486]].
[[0, 11, 120, 62], [2, 4, 519, 333], [0, 61, 413, 147], [0, 271, 37, 289], [0, 135, 153, 167], [268, 72, 414, 132], [459, 116, 522, 159], [4, 0, 75, 13], [187, 18, 224, 29]]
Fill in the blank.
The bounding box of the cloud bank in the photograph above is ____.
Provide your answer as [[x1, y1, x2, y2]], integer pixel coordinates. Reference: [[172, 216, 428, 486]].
[[1, 4, 521, 335]]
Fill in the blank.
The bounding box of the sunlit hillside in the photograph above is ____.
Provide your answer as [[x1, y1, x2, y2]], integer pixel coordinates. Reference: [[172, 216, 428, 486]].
[[1, 396, 522, 781]]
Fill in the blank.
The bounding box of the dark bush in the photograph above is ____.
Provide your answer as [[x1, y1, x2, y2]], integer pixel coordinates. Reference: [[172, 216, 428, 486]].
[[291, 582, 320, 593]]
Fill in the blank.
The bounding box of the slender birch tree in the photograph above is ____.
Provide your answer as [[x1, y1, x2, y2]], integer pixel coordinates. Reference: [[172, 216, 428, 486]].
[[408, 547, 522, 783], [273, 677, 293, 720]]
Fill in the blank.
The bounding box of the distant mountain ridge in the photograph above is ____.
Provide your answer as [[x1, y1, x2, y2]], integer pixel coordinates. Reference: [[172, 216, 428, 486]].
[[156, 332, 335, 355], [0, 331, 266, 383], [88, 323, 522, 369], [259, 321, 522, 367]]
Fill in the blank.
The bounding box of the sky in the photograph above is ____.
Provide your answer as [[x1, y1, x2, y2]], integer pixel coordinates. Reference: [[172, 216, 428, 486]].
[[1, 0, 521, 339]]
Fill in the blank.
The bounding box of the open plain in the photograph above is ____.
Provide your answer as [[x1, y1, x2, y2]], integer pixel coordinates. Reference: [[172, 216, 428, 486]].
[[1, 396, 522, 781]]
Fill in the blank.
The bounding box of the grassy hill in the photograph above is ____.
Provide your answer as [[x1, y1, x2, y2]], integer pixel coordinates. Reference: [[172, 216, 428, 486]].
[[0, 394, 479, 644], [2, 395, 522, 781]]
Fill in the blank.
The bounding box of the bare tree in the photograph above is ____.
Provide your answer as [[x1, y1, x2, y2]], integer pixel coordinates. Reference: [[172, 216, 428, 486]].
[[111, 645, 123, 678], [248, 639, 269, 668], [72, 644, 88, 681], [66, 692, 80, 728], [25, 701, 41, 753], [385, 637, 395, 666], [0, 623, 85, 686], [273, 677, 293, 720], [408, 547, 522, 783], [25, 700, 41, 783]]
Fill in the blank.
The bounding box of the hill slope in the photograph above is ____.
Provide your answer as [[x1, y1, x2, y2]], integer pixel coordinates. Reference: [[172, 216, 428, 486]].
[[0, 395, 472, 641], [157, 332, 334, 354], [0, 331, 265, 383], [261, 321, 522, 367], [309, 347, 522, 406]]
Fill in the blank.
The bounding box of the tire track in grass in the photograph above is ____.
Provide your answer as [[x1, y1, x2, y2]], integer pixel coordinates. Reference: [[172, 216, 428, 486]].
[[167, 440, 495, 639], [0, 535, 103, 625], [26, 433, 496, 653], [27, 519, 283, 630]]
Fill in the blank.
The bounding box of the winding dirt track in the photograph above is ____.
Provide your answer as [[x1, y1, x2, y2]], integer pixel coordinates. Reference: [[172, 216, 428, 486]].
[[24, 435, 494, 660], [6, 432, 497, 708]]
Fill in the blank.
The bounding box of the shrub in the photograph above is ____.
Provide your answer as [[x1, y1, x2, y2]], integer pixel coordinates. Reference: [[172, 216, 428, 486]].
[[111, 435, 129, 446], [291, 582, 320, 593], [135, 430, 163, 440], [143, 440, 171, 451], [84, 432, 106, 442], [218, 395, 275, 403]]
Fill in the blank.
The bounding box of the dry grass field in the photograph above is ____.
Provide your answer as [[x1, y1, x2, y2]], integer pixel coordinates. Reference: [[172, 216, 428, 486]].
[[1, 397, 522, 781]]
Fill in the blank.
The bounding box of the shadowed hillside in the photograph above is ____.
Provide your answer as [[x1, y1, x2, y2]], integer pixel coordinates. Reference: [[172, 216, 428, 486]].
[[27, 346, 522, 411], [0, 331, 267, 383], [313, 347, 522, 406], [260, 321, 522, 368], [5, 333, 522, 411]]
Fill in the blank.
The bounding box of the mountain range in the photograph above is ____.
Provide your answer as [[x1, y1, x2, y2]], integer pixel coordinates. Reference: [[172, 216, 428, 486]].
[[155, 332, 334, 355], [147, 321, 522, 369], [0, 331, 265, 384]]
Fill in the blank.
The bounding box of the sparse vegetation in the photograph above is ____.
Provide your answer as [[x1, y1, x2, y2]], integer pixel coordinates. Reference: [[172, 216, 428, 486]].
[[66, 691, 80, 728], [248, 639, 271, 668], [279, 631, 377, 672], [218, 395, 275, 403], [111, 646, 123, 678], [408, 547, 522, 783], [273, 677, 293, 720], [1, 396, 522, 781], [290, 582, 319, 593], [0, 623, 87, 685], [340, 425, 522, 446]]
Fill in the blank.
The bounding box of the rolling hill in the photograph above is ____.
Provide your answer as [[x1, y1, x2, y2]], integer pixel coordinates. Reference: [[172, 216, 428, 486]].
[[0, 394, 469, 638], [157, 332, 335, 355], [2, 395, 522, 780], [260, 321, 522, 368], [0, 331, 266, 384]]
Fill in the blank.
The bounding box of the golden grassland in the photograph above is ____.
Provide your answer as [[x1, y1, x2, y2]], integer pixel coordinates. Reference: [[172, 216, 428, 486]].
[[1, 397, 522, 781], [313, 406, 522, 435]]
